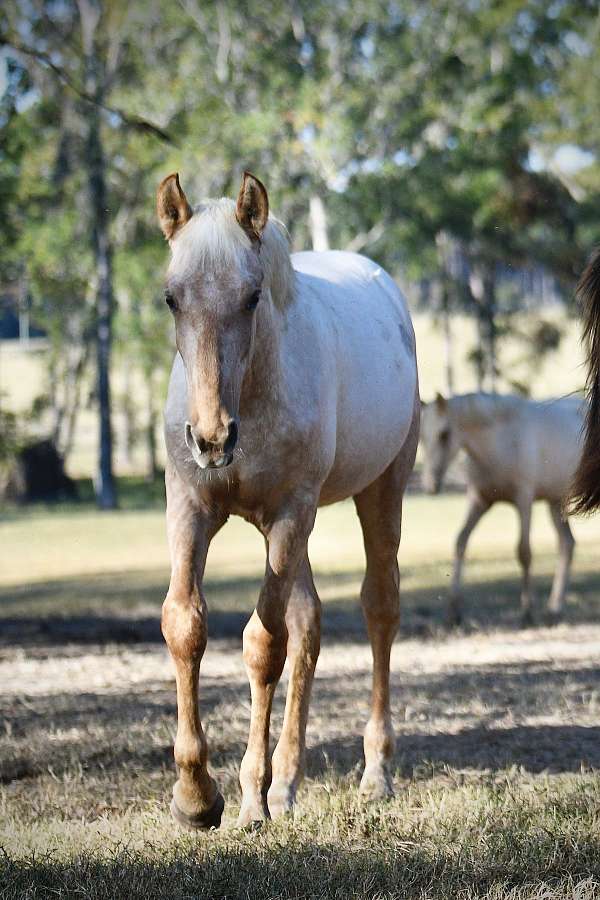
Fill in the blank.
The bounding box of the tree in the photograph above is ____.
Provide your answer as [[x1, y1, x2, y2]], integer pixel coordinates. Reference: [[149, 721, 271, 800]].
[[1, 0, 173, 506]]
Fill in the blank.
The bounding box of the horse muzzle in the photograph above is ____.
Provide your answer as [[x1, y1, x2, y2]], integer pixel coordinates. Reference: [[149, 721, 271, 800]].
[[184, 420, 238, 470]]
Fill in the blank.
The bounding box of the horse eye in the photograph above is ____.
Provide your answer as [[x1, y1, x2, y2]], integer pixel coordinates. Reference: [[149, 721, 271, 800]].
[[440, 428, 450, 444], [245, 290, 261, 312], [165, 290, 177, 312]]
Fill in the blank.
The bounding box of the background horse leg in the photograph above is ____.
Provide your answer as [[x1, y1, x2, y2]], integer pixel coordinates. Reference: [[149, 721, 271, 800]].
[[268, 555, 321, 818], [516, 497, 534, 626], [547, 501, 575, 622], [353, 425, 417, 801], [161, 465, 225, 830], [238, 501, 317, 827], [448, 494, 491, 627]]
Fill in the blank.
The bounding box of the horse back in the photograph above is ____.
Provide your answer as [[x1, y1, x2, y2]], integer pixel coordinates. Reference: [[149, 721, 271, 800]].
[[464, 397, 583, 504], [290, 251, 418, 503]]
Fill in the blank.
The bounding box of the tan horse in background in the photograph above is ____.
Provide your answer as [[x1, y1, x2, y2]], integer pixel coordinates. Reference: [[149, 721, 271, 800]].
[[571, 248, 600, 515], [420, 393, 583, 626], [157, 171, 419, 830]]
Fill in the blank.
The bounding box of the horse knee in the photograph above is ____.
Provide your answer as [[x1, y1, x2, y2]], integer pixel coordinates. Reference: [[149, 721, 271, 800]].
[[243, 611, 287, 685], [161, 589, 207, 661]]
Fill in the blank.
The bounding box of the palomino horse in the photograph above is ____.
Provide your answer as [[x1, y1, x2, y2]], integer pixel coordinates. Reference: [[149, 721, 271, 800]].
[[571, 248, 600, 514], [157, 171, 419, 829], [420, 393, 583, 626]]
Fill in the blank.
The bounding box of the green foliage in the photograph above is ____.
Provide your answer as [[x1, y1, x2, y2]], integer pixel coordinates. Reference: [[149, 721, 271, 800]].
[[1, 0, 599, 454]]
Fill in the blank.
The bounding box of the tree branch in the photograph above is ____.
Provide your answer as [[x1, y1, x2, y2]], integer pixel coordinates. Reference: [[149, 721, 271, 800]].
[[344, 221, 385, 254], [1, 34, 174, 144]]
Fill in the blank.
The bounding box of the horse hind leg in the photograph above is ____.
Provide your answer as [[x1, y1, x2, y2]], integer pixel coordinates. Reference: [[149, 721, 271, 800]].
[[267, 555, 321, 818], [353, 433, 417, 801], [547, 500, 575, 623], [516, 497, 534, 626]]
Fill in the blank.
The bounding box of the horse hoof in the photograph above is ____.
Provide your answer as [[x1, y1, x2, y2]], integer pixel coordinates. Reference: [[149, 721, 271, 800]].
[[170, 792, 224, 831], [267, 782, 295, 819], [359, 768, 394, 802], [544, 611, 562, 627], [445, 603, 462, 629], [236, 798, 270, 829], [520, 612, 534, 628]]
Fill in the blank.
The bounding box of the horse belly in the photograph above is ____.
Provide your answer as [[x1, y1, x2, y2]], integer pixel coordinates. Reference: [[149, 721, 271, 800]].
[[319, 323, 417, 504]]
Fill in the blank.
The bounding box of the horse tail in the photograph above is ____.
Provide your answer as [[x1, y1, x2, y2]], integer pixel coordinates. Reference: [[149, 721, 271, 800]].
[[571, 247, 600, 514]]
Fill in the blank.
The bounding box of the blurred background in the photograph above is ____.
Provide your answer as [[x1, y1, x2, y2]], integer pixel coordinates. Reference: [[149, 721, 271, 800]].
[[5, 5, 600, 884], [0, 0, 599, 507]]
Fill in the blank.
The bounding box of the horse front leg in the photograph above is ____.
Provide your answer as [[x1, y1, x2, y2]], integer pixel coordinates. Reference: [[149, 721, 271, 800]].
[[448, 495, 490, 627], [162, 465, 225, 830], [238, 500, 317, 828]]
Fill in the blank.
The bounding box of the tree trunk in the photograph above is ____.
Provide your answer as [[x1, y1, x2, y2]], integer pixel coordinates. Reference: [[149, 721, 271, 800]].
[[442, 288, 454, 396], [309, 194, 329, 251], [80, 0, 117, 508], [469, 262, 497, 392], [435, 231, 455, 396]]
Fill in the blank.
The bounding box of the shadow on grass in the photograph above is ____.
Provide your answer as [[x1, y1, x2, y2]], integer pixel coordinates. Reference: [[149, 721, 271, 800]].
[[309, 723, 600, 779], [1, 832, 600, 900], [2, 563, 600, 648], [3, 656, 600, 784]]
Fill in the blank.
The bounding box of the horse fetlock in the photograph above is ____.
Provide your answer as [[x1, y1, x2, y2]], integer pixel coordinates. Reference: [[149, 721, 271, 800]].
[[364, 714, 394, 754]]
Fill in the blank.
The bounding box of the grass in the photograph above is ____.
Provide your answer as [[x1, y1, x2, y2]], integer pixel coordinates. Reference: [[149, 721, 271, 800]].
[[3, 487, 600, 897]]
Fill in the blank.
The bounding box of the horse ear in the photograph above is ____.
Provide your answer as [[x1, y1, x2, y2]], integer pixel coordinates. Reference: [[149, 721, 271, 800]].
[[235, 171, 269, 242], [435, 392, 448, 412], [157, 173, 193, 241]]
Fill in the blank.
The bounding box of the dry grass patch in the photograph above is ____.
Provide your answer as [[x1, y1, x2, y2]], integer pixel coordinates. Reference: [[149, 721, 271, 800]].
[[2, 493, 600, 897]]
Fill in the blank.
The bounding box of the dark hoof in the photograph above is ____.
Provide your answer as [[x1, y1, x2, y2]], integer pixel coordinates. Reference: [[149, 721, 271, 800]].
[[544, 611, 563, 627], [170, 792, 224, 831], [520, 612, 534, 628], [446, 610, 462, 629]]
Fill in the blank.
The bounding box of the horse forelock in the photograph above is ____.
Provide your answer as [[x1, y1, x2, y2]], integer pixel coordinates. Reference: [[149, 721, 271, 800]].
[[168, 198, 295, 309]]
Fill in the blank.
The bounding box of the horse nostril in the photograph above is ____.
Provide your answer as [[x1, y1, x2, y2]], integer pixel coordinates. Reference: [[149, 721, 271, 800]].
[[223, 420, 238, 454], [184, 422, 209, 455], [184, 422, 195, 452]]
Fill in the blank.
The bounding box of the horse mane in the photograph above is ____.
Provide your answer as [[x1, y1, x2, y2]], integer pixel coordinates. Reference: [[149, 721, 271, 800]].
[[450, 392, 523, 427], [571, 247, 600, 514], [169, 198, 295, 310]]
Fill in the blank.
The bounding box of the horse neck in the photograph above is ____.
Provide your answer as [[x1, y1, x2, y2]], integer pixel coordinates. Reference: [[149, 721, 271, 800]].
[[448, 395, 493, 461]]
